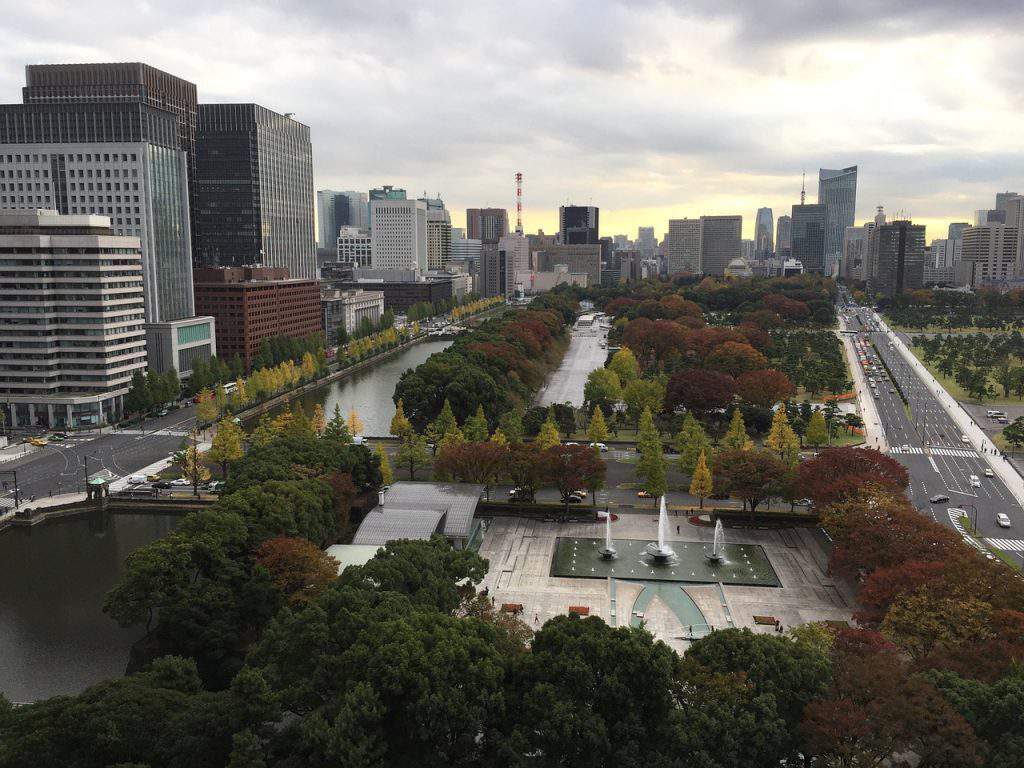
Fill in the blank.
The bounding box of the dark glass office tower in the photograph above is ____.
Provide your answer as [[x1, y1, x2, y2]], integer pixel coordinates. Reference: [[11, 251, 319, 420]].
[[194, 103, 316, 280], [791, 203, 827, 272], [559, 205, 599, 244]]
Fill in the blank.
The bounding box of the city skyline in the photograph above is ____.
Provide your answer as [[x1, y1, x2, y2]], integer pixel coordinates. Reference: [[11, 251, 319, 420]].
[[2, 2, 1021, 240]]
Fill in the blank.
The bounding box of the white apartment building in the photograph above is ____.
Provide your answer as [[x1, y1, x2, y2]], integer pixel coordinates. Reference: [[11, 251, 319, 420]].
[[961, 224, 1019, 286], [337, 226, 372, 268], [499, 233, 531, 274], [370, 199, 427, 271], [0, 210, 147, 428]]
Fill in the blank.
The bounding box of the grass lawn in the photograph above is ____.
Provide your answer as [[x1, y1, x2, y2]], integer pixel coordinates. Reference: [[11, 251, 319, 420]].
[[910, 346, 1024, 406]]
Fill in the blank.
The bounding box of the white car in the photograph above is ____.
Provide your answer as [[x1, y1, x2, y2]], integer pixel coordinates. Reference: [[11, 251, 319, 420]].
[[997, 513, 1012, 528], [984, 468, 994, 478], [961, 435, 971, 444], [969, 474, 981, 488], [170, 477, 191, 486], [589, 442, 608, 452]]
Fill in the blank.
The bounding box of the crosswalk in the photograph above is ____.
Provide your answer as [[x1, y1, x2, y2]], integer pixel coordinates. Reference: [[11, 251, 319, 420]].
[[947, 509, 988, 553], [984, 538, 1024, 552], [888, 445, 978, 458]]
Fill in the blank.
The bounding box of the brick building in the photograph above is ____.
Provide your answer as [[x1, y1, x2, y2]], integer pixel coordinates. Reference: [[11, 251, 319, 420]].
[[192, 266, 321, 371]]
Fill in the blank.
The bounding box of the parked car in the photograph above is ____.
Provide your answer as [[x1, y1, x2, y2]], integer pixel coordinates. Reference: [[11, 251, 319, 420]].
[[128, 474, 148, 485], [147, 474, 162, 482], [508, 487, 532, 503], [929, 494, 950, 504], [564, 495, 584, 504], [170, 478, 191, 486], [996, 513, 1012, 528], [153, 481, 173, 489], [590, 442, 608, 452], [206, 481, 225, 493]]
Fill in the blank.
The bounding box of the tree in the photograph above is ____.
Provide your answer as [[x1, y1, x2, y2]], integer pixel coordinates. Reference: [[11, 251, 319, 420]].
[[489, 427, 508, 446], [765, 407, 800, 467], [584, 367, 622, 414], [254, 536, 339, 604], [506, 443, 546, 502], [1003, 416, 1024, 450], [174, 431, 211, 497], [395, 434, 432, 480], [428, 398, 460, 444], [208, 418, 245, 479], [608, 347, 640, 386], [674, 412, 710, 475], [635, 407, 666, 497], [542, 443, 606, 508], [124, 369, 152, 418], [534, 413, 562, 450], [377, 444, 394, 486], [196, 388, 218, 425], [797, 447, 909, 507], [463, 404, 490, 442], [347, 407, 364, 436], [721, 408, 753, 451], [163, 368, 182, 404], [689, 450, 713, 509], [705, 341, 768, 377], [622, 378, 666, 427], [736, 369, 795, 408], [664, 369, 736, 414], [390, 398, 414, 440], [498, 410, 524, 444], [805, 409, 829, 447], [433, 441, 507, 499], [587, 406, 609, 445], [713, 449, 786, 512]]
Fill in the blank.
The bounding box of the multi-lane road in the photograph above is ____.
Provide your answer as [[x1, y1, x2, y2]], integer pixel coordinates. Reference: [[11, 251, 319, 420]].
[[535, 314, 609, 409], [1, 407, 198, 504], [840, 297, 1024, 562]]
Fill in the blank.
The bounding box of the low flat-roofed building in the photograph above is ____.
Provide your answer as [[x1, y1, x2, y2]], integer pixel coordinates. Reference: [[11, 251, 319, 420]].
[[351, 481, 484, 549]]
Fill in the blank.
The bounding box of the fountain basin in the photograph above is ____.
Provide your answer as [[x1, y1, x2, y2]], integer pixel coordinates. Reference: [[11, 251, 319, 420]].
[[551, 537, 781, 586]]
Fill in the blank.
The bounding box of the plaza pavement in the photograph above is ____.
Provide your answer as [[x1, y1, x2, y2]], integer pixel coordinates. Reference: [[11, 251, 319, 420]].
[[477, 513, 855, 654]]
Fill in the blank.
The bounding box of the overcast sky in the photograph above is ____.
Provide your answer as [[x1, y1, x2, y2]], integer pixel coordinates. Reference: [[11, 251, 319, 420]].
[[3, 1, 1022, 241]]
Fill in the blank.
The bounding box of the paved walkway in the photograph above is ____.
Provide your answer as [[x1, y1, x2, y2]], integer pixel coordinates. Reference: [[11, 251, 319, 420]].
[[536, 322, 608, 409], [875, 312, 1024, 509]]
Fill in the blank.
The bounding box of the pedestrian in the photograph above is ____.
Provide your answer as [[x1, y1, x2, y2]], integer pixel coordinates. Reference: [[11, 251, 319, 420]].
[[676, 525, 680, 534], [534, 613, 539, 624]]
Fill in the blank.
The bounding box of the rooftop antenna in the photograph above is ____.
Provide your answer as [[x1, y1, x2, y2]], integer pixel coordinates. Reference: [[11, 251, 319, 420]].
[[515, 172, 523, 235], [800, 172, 806, 205]]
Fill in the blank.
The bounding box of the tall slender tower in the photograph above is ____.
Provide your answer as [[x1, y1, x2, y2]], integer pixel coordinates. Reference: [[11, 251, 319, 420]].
[[515, 172, 523, 235]]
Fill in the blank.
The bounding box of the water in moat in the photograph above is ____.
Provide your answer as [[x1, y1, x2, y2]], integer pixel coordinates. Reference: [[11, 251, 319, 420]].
[[250, 339, 453, 435], [0, 512, 179, 703]]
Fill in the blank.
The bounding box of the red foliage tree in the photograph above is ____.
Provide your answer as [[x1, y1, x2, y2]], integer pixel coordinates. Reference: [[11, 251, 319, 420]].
[[713, 449, 787, 512], [506, 442, 547, 502], [604, 297, 638, 317], [736, 322, 771, 351], [797, 447, 909, 506], [680, 327, 749, 363], [622, 318, 689, 369], [659, 294, 703, 321], [735, 369, 796, 408], [254, 536, 339, 604], [541, 443, 606, 508], [433, 441, 508, 499], [664, 369, 736, 414], [744, 308, 784, 330], [763, 294, 811, 321], [854, 560, 946, 626], [705, 341, 769, 378]]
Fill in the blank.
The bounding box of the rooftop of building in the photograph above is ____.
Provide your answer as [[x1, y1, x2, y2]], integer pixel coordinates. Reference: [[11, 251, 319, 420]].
[[192, 266, 317, 285], [0, 209, 132, 238], [351, 481, 483, 546]]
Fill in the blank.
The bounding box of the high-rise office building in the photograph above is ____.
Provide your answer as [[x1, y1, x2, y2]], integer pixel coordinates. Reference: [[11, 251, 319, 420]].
[[336, 226, 372, 267], [867, 219, 926, 298], [451, 228, 482, 263], [841, 225, 870, 281], [791, 203, 827, 272], [818, 166, 858, 269], [23, 62, 199, 240], [500, 232, 530, 275], [0, 101, 195, 322], [960, 224, 1019, 287], [533, 244, 602, 287], [425, 206, 452, 271], [317, 190, 369, 249], [559, 205, 599, 244], [995, 191, 1021, 218], [0, 210, 147, 428], [194, 103, 316, 280], [369, 198, 427, 271], [698, 215, 742, 276], [667, 218, 701, 275], [775, 215, 792, 259], [637, 226, 656, 258], [466, 208, 508, 243], [930, 238, 962, 269], [948, 222, 969, 241], [754, 207, 774, 259]]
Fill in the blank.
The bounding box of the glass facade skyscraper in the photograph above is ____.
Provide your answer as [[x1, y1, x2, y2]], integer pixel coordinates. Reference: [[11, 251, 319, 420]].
[[791, 204, 827, 272], [754, 207, 774, 259], [194, 104, 316, 280], [818, 166, 858, 268]]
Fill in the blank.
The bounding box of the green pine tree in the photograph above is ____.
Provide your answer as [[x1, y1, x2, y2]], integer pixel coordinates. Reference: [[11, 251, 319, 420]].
[[674, 412, 709, 475], [463, 404, 490, 442], [721, 408, 752, 451], [635, 407, 666, 497]]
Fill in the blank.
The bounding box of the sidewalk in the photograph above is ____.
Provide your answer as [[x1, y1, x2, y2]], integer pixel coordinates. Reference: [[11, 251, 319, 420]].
[[836, 325, 888, 451], [875, 312, 1024, 509]]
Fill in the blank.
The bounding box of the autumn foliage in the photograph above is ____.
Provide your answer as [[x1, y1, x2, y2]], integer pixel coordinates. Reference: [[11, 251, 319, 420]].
[[797, 447, 909, 506], [254, 536, 339, 604]]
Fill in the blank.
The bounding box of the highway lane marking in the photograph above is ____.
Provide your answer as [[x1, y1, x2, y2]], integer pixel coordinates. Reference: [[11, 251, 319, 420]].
[[984, 538, 1024, 552], [928, 457, 939, 473]]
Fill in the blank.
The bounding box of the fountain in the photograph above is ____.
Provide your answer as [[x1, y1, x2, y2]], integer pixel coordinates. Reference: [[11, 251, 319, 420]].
[[705, 519, 725, 563], [598, 511, 617, 559], [644, 496, 676, 563]]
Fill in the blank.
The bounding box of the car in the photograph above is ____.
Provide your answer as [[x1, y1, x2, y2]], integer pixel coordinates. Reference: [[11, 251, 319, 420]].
[[564, 495, 584, 504], [508, 487, 532, 502], [128, 474, 148, 485], [569, 489, 587, 500], [48, 434, 65, 442], [986, 410, 998, 418], [565, 441, 579, 446], [961, 435, 971, 444], [969, 474, 981, 487], [998, 417, 1009, 424], [984, 468, 995, 478], [27, 438, 47, 447], [52, 431, 71, 438], [147, 474, 162, 482], [997, 513, 1012, 528], [889, 389, 896, 394], [589, 442, 608, 452], [206, 481, 225, 493], [902, 444, 911, 451], [929, 494, 950, 504], [637, 490, 653, 498], [873, 392, 879, 398], [157, 409, 169, 417], [153, 481, 173, 489], [170, 478, 191, 486]]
